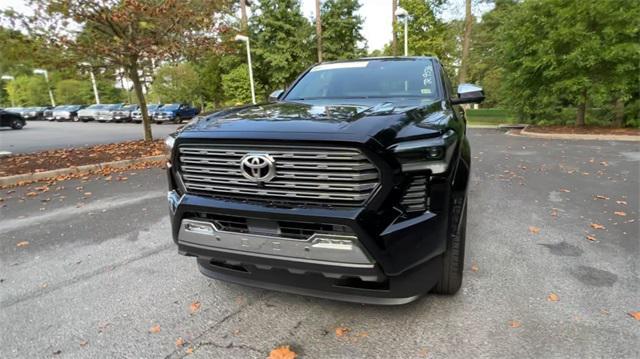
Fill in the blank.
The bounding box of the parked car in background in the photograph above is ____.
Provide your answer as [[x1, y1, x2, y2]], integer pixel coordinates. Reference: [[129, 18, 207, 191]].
[[96, 103, 125, 122], [78, 104, 105, 122], [0, 109, 26, 129], [54, 105, 85, 121], [131, 103, 162, 123], [112, 104, 139, 122], [152, 103, 199, 124], [21, 106, 50, 121], [44, 106, 65, 121]]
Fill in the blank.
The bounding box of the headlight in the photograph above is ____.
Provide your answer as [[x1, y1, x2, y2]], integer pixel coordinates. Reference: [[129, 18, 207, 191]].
[[164, 135, 175, 153], [389, 130, 457, 174]]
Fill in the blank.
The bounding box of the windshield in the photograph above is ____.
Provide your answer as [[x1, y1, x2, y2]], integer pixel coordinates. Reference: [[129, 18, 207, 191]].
[[147, 104, 161, 110], [87, 104, 103, 109], [162, 104, 180, 110], [285, 59, 439, 101], [122, 105, 137, 111], [105, 104, 122, 110]]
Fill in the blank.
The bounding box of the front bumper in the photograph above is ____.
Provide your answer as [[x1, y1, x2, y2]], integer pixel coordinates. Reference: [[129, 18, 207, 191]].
[[168, 186, 449, 304], [155, 115, 176, 122]]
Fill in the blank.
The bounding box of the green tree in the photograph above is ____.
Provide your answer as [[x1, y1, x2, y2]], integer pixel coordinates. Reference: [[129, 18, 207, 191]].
[[396, 0, 456, 67], [320, 0, 366, 61], [5, 75, 49, 106], [250, 0, 315, 93], [54, 79, 93, 104], [150, 63, 201, 105], [222, 64, 256, 105], [496, 0, 640, 125]]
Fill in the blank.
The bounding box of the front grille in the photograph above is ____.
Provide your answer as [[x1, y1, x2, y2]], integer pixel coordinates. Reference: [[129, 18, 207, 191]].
[[177, 143, 380, 207], [189, 213, 355, 240], [401, 175, 428, 212]]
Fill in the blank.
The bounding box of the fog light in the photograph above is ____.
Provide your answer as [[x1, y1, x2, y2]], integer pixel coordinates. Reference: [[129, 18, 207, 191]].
[[427, 147, 443, 159]]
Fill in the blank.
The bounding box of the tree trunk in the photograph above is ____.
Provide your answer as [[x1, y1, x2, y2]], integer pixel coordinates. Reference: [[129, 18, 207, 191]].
[[458, 0, 473, 83], [392, 0, 398, 56], [613, 97, 624, 127], [575, 89, 587, 127], [128, 60, 153, 141], [315, 0, 322, 62], [239, 0, 248, 33]]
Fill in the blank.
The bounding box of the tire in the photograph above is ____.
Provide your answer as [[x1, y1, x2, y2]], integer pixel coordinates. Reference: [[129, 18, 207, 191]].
[[10, 119, 25, 130], [81, 119, 89, 123], [72, 115, 79, 122], [432, 195, 467, 295]]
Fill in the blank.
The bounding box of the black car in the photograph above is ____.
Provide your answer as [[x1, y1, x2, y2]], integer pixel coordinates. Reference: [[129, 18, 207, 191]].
[[165, 57, 484, 304], [0, 109, 26, 129]]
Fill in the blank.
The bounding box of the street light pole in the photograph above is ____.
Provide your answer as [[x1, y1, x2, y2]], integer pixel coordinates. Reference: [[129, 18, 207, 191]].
[[235, 34, 256, 104], [33, 69, 56, 107], [80, 62, 100, 104], [1, 75, 16, 107], [404, 17, 408, 56], [395, 7, 409, 56]]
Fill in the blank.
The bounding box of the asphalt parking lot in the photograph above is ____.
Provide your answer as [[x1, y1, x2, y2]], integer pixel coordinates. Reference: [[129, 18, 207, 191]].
[[0, 129, 638, 358], [0, 121, 181, 154]]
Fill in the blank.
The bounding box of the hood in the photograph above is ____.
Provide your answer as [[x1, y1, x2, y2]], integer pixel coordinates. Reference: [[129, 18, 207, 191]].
[[179, 99, 452, 146]]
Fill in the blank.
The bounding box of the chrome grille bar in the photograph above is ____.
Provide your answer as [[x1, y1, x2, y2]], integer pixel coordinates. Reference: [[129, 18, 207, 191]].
[[177, 144, 380, 207]]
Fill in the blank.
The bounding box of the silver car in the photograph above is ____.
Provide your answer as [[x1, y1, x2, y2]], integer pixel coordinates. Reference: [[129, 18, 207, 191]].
[[96, 104, 124, 122], [78, 104, 105, 122]]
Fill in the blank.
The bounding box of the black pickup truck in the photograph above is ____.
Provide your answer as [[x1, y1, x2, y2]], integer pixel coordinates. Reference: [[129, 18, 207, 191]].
[[165, 57, 484, 304]]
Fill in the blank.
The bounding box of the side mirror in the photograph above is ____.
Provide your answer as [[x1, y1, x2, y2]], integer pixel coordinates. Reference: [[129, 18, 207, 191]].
[[450, 83, 485, 105], [268, 89, 284, 103]]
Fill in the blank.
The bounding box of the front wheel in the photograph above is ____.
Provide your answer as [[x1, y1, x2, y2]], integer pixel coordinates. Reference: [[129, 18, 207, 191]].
[[72, 115, 79, 122], [10, 119, 25, 129], [432, 195, 467, 295]]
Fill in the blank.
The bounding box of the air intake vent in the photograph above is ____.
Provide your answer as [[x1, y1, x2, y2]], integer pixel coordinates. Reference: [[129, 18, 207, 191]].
[[400, 175, 427, 212]]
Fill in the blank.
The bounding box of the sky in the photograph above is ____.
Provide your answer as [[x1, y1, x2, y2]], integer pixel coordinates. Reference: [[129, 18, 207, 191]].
[[1, 0, 493, 51]]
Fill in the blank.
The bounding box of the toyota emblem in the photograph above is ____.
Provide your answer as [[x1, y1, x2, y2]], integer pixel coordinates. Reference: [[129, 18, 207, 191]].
[[240, 153, 276, 182]]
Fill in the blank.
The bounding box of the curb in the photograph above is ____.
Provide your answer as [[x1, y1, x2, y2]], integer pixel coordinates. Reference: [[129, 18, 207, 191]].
[[0, 155, 167, 187], [516, 127, 640, 142], [468, 124, 499, 129]]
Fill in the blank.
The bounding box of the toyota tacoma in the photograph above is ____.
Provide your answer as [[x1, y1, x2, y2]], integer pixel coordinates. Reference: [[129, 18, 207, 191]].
[[166, 57, 484, 304]]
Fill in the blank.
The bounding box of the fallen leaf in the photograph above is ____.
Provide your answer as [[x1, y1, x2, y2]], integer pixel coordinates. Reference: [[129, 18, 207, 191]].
[[268, 345, 297, 359], [509, 320, 521, 328], [547, 293, 559, 302], [590, 223, 606, 230], [185, 347, 194, 355], [629, 311, 640, 321], [616, 200, 627, 205], [470, 263, 479, 272], [149, 324, 161, 334], [16, 241, 29, 247], [79, 340, 89, 347], [189, 301, 201, 313], [614, 211, 627, 217], [26, 191, 38, 197], [594, 195, 609, 200], [175, 337, 185, 348], [528, 226, 541, 235], [335, 326, 350, 337], [586, 235, 597, 241], [83, 192, 92, 196], [559, 188, 571, 193], [551, 208, 559, 217]]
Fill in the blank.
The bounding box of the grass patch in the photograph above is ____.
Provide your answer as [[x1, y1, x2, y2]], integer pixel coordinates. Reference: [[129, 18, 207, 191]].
[[466, 108, 514, 125]]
